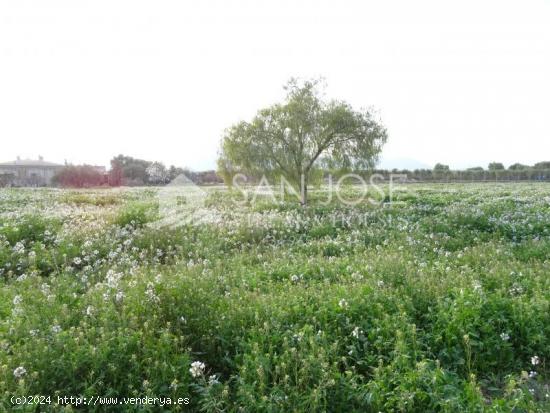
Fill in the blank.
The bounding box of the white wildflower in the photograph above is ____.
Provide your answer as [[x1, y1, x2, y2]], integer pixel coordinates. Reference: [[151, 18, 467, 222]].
[[338, 298, 348, 309], [13, 366, 27, 379], [531, 355, 540, 366], [145, 283, 159, 303], [472, 281, 482, 292], [40, 283, 51, 296], [351, 272, 363, 281], [189, 361, 206, 378], [105, 269, 122, 288], [509, 283, 523, 296], [85, 306, 95, 317], [12, 295, 22, 306], [500, 332, 510, 341], [16, 273, 28, 282], [115, 291, 125, 304], [13, 242, 25, 254]]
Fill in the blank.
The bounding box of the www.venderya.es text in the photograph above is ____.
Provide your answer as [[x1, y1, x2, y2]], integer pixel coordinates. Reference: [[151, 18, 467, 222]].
[[11, 395, 190, 407]]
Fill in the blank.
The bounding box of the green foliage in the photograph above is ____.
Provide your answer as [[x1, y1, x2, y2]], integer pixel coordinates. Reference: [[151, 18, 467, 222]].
[[509, 163, 529, 171], [61, 192, 120, 206], [433, 163, 450, 172], [0, 184, 549, 412], [218, 78, 388, 204], [113, 202, 158, 228], [488, 162, 505, 171], [0, 215, 60, 245], [109, 155, 190, 186]]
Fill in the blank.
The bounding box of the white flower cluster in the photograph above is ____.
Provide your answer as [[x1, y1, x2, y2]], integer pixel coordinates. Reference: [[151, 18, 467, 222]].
[[145, 283, 160, 303], [500, 332, 510, 341], [105, 269, 123, 289], [189, 361, 206, 378], [13, 366, 27, 379]]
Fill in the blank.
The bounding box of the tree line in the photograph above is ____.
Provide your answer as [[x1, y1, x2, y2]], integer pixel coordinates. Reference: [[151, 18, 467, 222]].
[[53, 155, 222, 188], [369, 161, 550, 182], [52, 157, 550, 189]]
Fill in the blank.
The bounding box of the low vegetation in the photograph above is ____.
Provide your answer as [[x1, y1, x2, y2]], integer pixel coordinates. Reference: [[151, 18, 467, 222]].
[[0, 184, 549, 412]]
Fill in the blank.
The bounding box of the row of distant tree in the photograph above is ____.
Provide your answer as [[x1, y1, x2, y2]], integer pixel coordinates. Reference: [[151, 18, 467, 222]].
[[54, 158, 550, 188], [433, 161, 550, 172], [370, 161, 550, 182], [54, 155, 222, 188], [107, 155, 190, 186]]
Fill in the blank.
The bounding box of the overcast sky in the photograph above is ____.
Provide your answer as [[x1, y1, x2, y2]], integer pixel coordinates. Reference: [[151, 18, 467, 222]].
[[1, 0, 549, 170]]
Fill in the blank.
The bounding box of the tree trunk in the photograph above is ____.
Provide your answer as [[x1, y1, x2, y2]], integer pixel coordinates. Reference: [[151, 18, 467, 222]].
[[300, 174, 308, 206]]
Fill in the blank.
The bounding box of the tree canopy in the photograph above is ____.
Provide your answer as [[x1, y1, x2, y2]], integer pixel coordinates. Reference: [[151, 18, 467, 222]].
[[109, 155, 190, 186], [488, 162, 505, 171], [508, 163, 529, 171], [217, 78, 388, 204], [433, 163, 450, 172]]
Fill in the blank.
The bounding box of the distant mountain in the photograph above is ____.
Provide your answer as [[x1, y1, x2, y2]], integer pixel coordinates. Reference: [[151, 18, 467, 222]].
[[377, 158, 431, 170]]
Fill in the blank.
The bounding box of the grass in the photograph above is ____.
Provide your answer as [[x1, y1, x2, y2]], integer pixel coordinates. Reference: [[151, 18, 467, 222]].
[[0, 184, 549, 412]]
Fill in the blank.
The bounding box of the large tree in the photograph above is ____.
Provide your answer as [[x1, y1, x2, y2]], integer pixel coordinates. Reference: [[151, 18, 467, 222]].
[[433, 163, 450, 172], [110, 155, 151, 186], [488, 162, 505, 171], [218, 79, 388, 205], [508, 163, 529, 171], [146, 162, 169, 185]]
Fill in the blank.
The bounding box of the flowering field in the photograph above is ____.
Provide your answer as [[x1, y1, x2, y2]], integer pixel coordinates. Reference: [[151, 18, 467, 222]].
[[1, 184, 549, 412]]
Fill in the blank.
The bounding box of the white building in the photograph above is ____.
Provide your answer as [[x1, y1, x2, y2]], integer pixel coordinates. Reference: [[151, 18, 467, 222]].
[[0, 157, 64, 187]]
